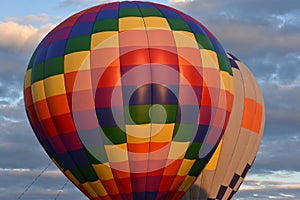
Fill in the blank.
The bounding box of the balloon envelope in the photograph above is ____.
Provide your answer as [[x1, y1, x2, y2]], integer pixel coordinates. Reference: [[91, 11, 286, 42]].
[[24, 1, 234, 199], [182, 53, 265, 200]]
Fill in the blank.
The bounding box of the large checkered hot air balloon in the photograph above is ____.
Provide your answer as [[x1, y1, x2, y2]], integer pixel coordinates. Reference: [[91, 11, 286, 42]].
[[24, 1, 234, 199]]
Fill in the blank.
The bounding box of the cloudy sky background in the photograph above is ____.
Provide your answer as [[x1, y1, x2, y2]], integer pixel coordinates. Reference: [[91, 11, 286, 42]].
[[0, 0, 299, 199]]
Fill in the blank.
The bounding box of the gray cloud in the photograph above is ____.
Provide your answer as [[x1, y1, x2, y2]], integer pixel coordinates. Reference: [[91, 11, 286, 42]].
[[261, 84, 300, 137], [223, 0, 300, 16], [254, 135, 300, 172], [171, 0, 300, 86], [236, 188, 300, 200], [235, 171, 300, 199], [0, 167, 86, 200], [245, 53, 300, 84]]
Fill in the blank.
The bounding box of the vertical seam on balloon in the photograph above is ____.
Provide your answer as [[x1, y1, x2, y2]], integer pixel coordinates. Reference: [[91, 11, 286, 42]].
[[204, 54, 238, 198], [233, 64, 258, 196], [153, 5, 183, 200], [67, 9, 102, 198], [62, 10, 97, 199], [180, 19, 232, 200], [133, 2, 153, 200], [216, 58, 247, 198], [135, 2, 155, 199], [34, 30, 55, 159], [168, 11, 207, 200], [32, 29, 62, 169], [86, 3, 123, 199], [252, 74, 265, 157], [113, 2, 126, 198], [147, 4, 172, 200], [51, 8, 103, 198], [215, 59, 257, 200], [38, 33, 75, 194], [202, 55, 244, 197], [25, 50, 50, 155], [240, 66, 264, 186], [86, 3, 117, 198], [116, 2, 134, 199]]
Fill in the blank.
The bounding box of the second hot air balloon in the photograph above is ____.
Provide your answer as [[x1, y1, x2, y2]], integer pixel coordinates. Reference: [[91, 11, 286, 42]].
[[183, 53, 265, 200]]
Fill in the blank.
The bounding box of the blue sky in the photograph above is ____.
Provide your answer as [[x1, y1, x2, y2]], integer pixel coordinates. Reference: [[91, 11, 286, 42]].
[[0, 0, 300, 199]]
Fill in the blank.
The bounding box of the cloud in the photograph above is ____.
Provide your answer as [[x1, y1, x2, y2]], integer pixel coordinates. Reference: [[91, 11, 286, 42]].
[[169, 0, 218, 8], [260, 83, 300, 139], [0, 117, 47, 169], [5, 13, 61, 26], [59, 0, 112, 7], [236, 188, 300, 200], [0, 16, 53, 173], [210, 19, 300, 56], [0, 165, 86, 200], [60, 0, 86, 6], [236, 171, 300, 199], [170, 0, 300, 55], [253, 134, 300, 172], [0, 16, 55, 118], [225, 0, 300, 16], [0, 11, 84, 199], [245, 53, 300, 85], [170, 0, 300, 87], [0, 21, 53, 54], [246, 171, 300, 187]]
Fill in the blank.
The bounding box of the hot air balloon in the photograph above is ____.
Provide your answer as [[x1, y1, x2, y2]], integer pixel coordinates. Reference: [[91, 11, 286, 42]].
[[23, 1, 234, 199], [182, 53, 265, 200]]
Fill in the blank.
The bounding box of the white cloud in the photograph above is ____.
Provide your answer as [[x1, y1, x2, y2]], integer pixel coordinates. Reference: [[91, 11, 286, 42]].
[[0, 167, 62, 178], [236, 171, 300, 199], [0, 21, 54, 54], [5, 13, 61, 25], [241, 171, 300, 191]]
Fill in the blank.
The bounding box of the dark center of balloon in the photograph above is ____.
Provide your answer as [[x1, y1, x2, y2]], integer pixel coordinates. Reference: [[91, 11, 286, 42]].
[[128, 83, 178, 125]]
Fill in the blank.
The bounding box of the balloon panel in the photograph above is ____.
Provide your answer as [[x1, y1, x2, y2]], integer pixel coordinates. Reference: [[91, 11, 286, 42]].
[[24, 1, 234, 199], [182, 53, 265, 200]]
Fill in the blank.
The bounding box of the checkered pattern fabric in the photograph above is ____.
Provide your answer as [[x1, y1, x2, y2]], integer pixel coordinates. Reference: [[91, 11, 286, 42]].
[[24, 1, 234, 199], [214, 162, 252, 200]]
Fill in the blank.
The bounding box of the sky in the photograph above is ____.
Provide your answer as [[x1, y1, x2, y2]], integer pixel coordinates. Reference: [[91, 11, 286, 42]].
[[0, 0, 300, 199]]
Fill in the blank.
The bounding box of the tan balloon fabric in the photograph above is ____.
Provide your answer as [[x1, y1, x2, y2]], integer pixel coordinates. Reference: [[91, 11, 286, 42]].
[[183, 53, 265, 200]]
